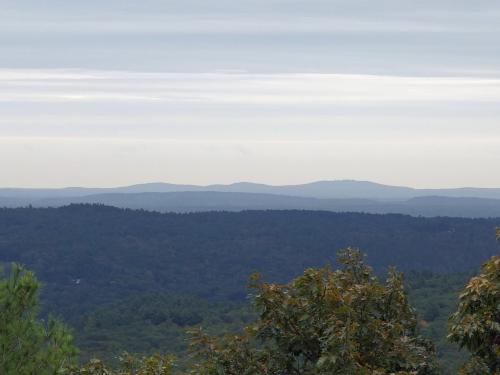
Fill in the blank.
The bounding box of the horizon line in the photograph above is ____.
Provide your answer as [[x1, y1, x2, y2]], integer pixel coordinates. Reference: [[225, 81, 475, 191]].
[[1, 179, 499, 191]]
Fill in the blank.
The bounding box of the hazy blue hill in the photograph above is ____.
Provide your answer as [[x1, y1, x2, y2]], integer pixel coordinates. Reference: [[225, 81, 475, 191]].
[[10, 191, 500, 218], [4, 180, 500, 201], [419, 187, 500, 199], [33, 192, 379, 212], [0, 187, 111, 199], [213, 180, 417, 200], [0, 196, 25, 207], [398, 196, 500, 217]]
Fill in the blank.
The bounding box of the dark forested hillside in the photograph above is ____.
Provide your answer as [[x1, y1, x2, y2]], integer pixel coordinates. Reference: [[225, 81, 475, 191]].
[[0, 205, 497, 321], [0, 204, 496, 373], [5, 191, 500, 218], [74, 294, 255, 365]]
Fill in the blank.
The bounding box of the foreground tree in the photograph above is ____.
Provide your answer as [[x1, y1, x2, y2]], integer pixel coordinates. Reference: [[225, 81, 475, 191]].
[[448, 254, 500, 374], [189, 248, 439, 375], [0, 264, 77, 375]]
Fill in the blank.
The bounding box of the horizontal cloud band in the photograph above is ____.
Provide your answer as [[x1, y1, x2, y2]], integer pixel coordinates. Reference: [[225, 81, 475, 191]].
[[1, 70, 500, 104]]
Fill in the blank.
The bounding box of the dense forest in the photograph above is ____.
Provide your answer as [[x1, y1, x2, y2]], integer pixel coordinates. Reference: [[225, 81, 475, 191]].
[[2, 249, 498, 374], [72, 272, 469, 374], [0, 205, 497, 314], [0, 205, 498, 373]]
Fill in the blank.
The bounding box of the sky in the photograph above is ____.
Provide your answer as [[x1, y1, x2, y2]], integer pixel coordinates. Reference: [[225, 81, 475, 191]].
[[1, 0, 500, 188]]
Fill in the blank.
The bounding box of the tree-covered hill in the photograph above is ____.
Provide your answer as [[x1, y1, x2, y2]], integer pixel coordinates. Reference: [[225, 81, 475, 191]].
[[73, 294, 255, 366], [0, 205, 497, 321], [5, 191, 500, 218], [4, 180, 500, 200], [73, 272, 469, 374]]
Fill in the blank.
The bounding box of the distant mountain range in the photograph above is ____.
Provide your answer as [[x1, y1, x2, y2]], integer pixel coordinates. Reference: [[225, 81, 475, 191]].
[[3, 180, 500, 200], [2, 180, 500, 217]]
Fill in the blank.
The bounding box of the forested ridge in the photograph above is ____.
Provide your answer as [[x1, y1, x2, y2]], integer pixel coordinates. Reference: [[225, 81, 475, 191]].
[[0, 205, 497, 316], [0, 205, 498, 373]]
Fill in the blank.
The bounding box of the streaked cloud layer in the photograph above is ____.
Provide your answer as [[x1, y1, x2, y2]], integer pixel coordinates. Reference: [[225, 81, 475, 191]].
[[3, 0, 500, 74], [1, 1, 500, 187], [2, 70, 500, 103]]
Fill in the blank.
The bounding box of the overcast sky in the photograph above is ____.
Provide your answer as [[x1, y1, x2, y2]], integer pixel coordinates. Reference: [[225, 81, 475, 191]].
[[2, 0, 500, 188]]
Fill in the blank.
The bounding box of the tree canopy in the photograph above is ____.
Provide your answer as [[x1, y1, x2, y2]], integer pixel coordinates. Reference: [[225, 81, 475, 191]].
[[0, 264, 76, 375], [189, 248, 439, 375], [1, 205, 497, 322], [448, 254, 500, 374]]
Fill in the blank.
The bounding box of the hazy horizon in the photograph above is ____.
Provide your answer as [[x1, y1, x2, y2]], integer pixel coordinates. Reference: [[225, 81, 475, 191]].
[[3, 178, 500, 191], [2, 1, 499, 188]]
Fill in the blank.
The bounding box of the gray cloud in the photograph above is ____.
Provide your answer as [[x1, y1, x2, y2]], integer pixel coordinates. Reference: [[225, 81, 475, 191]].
[[2, 1, 500, 74], [1, 1, 500, 187]]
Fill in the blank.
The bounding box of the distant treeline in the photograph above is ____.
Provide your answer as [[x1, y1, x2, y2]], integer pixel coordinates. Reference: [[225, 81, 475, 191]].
[[4, 191, 500, 217], [0, 205, 497, 319]]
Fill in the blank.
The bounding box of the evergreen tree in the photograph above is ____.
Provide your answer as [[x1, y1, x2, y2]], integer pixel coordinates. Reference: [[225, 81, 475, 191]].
[[0, 264, 77, 375]]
